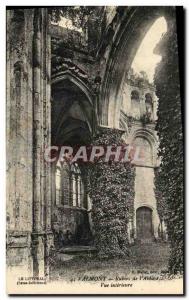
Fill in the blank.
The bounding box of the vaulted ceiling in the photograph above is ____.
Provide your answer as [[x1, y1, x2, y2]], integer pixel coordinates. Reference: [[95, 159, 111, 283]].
[[51, 78, 94, 146]]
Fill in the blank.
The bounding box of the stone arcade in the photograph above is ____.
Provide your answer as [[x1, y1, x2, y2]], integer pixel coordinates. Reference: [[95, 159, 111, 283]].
[[6, 7, 175, 277]]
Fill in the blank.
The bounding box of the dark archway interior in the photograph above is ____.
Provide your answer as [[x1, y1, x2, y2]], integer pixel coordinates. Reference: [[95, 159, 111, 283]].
[[51, 78, 94, 247], [51, 79, 94, 147]]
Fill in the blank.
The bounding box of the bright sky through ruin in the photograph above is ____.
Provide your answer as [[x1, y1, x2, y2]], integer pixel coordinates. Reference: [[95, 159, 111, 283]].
[[131, 17, 167, 83], [52, 16, 83, 32]]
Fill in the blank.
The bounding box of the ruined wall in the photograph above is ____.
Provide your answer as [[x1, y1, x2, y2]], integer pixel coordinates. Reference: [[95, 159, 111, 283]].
[[121, 80, 157, 121], [6, 8, 35, 276], [6, 8, 53, 278], [120, 75, 160, 240]]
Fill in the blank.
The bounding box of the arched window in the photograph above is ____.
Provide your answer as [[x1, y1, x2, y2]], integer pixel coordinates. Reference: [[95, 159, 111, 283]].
[[131, 90, 140, 101], [145, 93, 153, 118], [62, 161, 71, 206], [133, 136, 153, 165], [55, 160, 84, 207], [131, 90, 141, 119], [71, 163, 84, 207]]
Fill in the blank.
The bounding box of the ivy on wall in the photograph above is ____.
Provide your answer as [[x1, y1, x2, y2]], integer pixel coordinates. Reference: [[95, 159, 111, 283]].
[[87, 128, 135, 258], [154, 12, 183, 274], [49, 7, 105, 53], [49, 7, 97, 28]]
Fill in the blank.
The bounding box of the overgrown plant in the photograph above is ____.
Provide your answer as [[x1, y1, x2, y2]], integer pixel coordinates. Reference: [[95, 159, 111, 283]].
[[154, 12, 183, 274], [87, 128, 135, 258]]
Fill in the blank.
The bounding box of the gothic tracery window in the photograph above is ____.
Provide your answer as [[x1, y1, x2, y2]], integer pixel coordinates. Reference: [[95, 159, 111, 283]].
[[71, 163, 84, 207], [55, 160, 84, 208]]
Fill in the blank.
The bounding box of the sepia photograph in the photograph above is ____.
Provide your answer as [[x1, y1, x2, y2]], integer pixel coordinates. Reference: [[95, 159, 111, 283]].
[[6, 5, 184, 295]]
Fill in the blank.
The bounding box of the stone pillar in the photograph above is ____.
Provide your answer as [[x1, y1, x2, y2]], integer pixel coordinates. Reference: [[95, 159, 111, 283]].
[[6, 8, 53, 280], [32, 8, 53, 278], [6, 8, 35, 278], [89, 126, 135, 255]]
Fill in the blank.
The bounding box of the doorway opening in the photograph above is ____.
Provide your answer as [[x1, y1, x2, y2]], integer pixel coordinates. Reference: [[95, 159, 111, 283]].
[[136, 206, 153, 241]]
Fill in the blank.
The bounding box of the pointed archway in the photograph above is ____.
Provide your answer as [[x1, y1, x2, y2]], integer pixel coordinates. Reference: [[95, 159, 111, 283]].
[[51, 75, 95, 248], [100, 7, 175, 127]]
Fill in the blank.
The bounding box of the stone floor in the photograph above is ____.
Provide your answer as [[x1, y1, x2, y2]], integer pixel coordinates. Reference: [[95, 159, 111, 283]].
[[50, 242, 172, 282]]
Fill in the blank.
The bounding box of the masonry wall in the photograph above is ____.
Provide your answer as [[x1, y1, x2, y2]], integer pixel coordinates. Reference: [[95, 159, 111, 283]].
[[6, 8, 53, 279], [6, 9, 35, 277]]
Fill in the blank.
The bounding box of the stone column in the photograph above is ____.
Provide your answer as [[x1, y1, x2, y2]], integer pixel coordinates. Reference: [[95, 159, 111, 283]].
[[6, 8, 53, 280], [32, 8, 53, 277]]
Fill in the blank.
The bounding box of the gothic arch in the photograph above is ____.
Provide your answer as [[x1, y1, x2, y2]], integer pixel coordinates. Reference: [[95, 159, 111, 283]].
[[131, 90, 140, 101], [130, 128, 158, 166], [136, 203, 154, 211], [100, 7, 175, 127], [51, 73, 96, 145], [52, 71, 93, 106]]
